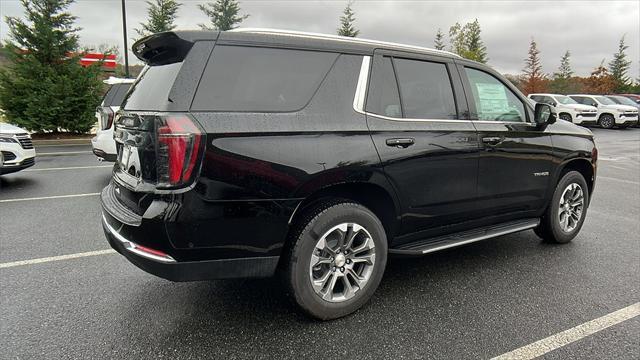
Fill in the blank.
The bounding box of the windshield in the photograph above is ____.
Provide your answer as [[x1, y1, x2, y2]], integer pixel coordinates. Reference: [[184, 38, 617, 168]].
[[595, 96, 616, 105], [608, 96, 637, 106], [554, 95, 578, 105]]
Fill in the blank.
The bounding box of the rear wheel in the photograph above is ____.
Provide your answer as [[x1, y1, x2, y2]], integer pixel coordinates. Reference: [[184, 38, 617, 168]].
[[285, 200, 387, 320], [559, 113, 572, 122], [535, 171, 589, 244], [599, 114, 615, 129]]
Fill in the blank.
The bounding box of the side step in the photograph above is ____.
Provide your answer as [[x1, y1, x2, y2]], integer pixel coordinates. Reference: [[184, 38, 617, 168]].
[[389, 218, 540, 255]]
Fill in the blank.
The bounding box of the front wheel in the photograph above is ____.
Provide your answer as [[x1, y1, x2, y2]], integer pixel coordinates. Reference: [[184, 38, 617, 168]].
[[535, 171, 589, 244], [599, 114, 615, 129], [559, 113, 573, 122], [285, 200, 387, 320]]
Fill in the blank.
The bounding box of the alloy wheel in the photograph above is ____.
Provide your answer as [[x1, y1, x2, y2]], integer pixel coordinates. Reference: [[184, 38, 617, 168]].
[[558, 183, 584, 233], [309, 223, 376, 302]]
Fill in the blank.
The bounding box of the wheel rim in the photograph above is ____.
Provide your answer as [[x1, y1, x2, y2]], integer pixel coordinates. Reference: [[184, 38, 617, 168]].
[[309, 223, 376, 303], [558, 183, 584, 233], [601, 116, 613, 128], [560, 114, 572, 122]]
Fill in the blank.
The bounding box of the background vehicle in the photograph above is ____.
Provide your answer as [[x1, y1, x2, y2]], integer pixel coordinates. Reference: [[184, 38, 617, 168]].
[[0, 123, 35, 174], [528, 93, 598, 125], [101, 29, 597, 320], [91, 77, 135, 161], [617, 94, 640, 104], [569, 94, 638, 128]]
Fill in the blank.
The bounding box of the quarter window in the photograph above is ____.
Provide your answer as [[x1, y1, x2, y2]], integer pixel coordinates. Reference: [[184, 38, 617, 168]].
[[192, 46, 338, 112], [394, 58, 457, 119], [465, 68, 525, 122], [365, 57, 402, 118]]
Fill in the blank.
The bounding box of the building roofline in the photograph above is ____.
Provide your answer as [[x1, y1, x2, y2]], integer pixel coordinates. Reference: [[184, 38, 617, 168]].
[[230, 28, 461, 58]]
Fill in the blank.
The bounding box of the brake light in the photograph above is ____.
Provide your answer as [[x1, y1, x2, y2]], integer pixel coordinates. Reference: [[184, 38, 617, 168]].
[[156, 115, 204, 187], [100, 107, 115, 130]]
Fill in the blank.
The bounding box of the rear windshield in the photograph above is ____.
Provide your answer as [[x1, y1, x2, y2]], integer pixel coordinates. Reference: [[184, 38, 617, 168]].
[[102, 83, 132, 107], [122, 62, 183, 111], [191, 46, 338, 112]]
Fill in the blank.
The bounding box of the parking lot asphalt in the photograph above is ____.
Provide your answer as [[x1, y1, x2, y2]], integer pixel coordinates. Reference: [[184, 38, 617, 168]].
[[1, 128, 638, 359]]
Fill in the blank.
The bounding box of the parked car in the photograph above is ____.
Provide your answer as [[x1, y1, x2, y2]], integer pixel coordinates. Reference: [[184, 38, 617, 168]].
[[528, 93, 598, 125], [607, 95, 640, 110], [569, 94, 638, 128], [101, 29, 597, 320], [617, 93, 640, 104], [91, 77, 135, 161], [0, 123, 36, 174]]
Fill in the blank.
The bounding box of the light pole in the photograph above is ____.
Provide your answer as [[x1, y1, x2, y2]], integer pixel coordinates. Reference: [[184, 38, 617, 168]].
[[121, 0, 130, 78]]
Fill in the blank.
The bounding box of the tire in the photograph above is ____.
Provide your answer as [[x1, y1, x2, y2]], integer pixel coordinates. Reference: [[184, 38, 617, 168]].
[[599, 114, 615, 129], [559, 113, 572, 122], [285, 199, 387, 320], [535, 171, 589, 244]]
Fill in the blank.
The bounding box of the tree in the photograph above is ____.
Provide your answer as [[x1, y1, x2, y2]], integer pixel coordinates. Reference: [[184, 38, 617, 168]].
[[337, 1, 359, 37], [463, 19, 487, 63], [135, 0, 181, 37], [198, 0, 248, 31], [608, 35, 632, 92], [584, 61, 616, 94], [433, 28, 445, 50], [0, 0, 103, 133], [449, 22, 465, 56], [549, 50, 576, 94], [521, 38, 547, 94]]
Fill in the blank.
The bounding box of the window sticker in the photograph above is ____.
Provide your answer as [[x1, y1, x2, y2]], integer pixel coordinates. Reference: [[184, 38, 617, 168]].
[[475, 82, 509, 117]]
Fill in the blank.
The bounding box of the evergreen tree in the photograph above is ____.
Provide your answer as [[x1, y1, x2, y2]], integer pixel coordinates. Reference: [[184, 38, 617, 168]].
[[449, 22, 465, 56], [337, 1, 359, 37], [549, 50, 575, 94], [463, 19, 487, 63], [0, 0, 103, 133], [554, 50, 573, 79], [433, 28, 445, 50], [608, 35, 632, 92], [135, 0, 181, 37], [198, 0, 248, 31], [521, 38, 547, 94]]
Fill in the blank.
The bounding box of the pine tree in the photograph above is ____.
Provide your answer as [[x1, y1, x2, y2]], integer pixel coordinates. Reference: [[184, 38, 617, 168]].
[[463, 19, 487, 63], [0, 0, 103, 133], [434, 28, 445, 50], [198, 0, 248, 31], [608, 35, 632, 92], [549, 50, 575, 94], [135, 0, 181, 37], [449, 22, 465, 56], [521, 38, 547, 94], [337, 1, 359, 37], [554, 50, 573, 79]]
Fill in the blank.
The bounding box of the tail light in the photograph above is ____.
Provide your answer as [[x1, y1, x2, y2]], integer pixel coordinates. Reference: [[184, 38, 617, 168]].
[[156, 114, 204, 188], [99, 107, 115, 130]]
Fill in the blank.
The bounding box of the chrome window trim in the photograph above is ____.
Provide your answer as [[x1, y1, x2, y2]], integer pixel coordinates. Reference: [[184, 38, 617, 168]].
[[353, 56, 537, 126]]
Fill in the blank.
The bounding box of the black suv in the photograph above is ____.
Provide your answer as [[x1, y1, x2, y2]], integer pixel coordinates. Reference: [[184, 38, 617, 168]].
[[101, 29, 597, 320]]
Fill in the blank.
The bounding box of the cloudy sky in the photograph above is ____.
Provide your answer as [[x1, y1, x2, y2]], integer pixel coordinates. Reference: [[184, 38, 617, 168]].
[[1, 0, 639, 78]]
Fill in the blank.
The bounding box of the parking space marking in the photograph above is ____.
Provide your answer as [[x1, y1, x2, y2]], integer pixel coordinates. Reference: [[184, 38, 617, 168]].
[[491, 302, 640, 360], [37, 151, 93, 156], [24, 165, 112, 172], [598, 176, 640, 185], [35, 144, 90, 148], [0, 249, 116, 269], [0, 192, 100, 203]]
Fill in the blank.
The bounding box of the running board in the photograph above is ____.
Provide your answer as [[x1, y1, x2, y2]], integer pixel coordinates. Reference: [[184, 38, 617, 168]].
[[389, 218, 540, 255]]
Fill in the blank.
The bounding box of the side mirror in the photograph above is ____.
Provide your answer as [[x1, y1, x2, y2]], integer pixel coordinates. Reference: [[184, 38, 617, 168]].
[[591, 103, 598, 107], [534, 103, 556, 125]]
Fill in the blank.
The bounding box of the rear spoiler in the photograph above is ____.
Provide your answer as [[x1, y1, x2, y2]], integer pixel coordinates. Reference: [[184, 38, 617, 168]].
[[132, 32, 195, 66]]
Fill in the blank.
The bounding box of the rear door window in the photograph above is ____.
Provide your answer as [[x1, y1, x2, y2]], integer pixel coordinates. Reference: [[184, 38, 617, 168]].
[[366, 56, 402, 118], [393, 58, 457, 119], [123, 62, 183, 111], [192, 46, 338, 112]]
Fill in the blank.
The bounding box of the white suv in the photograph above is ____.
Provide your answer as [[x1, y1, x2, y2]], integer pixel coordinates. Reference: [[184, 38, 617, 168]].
[[0, 123, 36, 175], [528, 93, 598, 125], [91, 77, 135, 161], [569, 94, 639, 129]]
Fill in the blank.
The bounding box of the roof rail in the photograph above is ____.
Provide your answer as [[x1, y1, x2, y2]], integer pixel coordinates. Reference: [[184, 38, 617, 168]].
[[230, 28, 461, 58]]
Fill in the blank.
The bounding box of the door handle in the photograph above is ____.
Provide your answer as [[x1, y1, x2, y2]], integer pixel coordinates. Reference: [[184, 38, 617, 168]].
[[386, 138, 415, 148], [482, 136, 503, 146]]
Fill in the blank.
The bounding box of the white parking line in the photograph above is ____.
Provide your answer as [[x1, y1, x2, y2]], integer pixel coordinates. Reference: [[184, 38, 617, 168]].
[[37, 151, 93, 156], [0, 192, 100, 203], [24, 165, 112, 172], [0, 249, 116, 269], [491, 302, 640, 360], [35, 143, 90, 148], [598, 176, 640, 185]]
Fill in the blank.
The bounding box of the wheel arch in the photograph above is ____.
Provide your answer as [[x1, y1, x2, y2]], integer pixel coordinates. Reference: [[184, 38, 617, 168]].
[[555, 158, 595, 202]]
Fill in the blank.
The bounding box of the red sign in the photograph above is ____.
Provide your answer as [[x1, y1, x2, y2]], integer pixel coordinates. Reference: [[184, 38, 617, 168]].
[[79, 53, 117, 69]]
